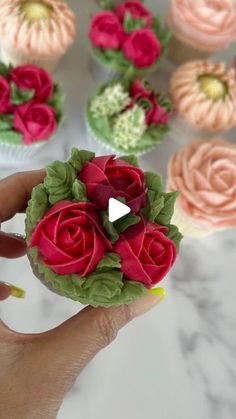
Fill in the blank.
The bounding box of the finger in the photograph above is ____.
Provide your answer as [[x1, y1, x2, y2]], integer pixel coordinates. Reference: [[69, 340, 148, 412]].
[[0, 169, 45, 222], [0, 283, 11, 301], [37, 290, 166, 377], [0, 232, 26, 258]]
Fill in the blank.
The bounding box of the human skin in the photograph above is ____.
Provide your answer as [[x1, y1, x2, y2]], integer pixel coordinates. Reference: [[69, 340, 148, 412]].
[[0, 170, 164, 419]]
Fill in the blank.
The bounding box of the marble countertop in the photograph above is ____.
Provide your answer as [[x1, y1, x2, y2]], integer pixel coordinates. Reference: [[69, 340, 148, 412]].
[[0, 1, 236, 419]]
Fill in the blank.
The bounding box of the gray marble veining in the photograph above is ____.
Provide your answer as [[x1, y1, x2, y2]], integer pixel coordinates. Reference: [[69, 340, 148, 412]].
[[0, 1, 236, 418]]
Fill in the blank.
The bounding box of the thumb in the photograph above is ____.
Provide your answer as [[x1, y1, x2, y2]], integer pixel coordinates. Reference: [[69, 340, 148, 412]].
[[38, 290, 165, 377], [0, 232, 26, 258]]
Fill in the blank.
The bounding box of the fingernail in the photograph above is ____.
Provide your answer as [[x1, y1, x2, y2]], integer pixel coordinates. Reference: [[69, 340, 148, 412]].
[[9, 233, 26, 242], [2, 282, 26, 299], [130, 288, 166, 318]]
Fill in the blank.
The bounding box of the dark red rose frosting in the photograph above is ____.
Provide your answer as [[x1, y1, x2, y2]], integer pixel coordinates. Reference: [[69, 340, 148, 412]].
[[0, 75, 11, 113], [122, 29, 161, 68], [115, 0, 153, 27], [79, 155, 147, 212], [89, 11, 124, 49]]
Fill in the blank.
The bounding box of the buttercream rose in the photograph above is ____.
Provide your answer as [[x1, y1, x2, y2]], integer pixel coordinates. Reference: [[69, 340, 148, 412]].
[[114, 217, 176, 288], [30, 201, 112, 276], [0, 75, 11, 113], [89, 11, 124, 49], [79, 155, 146, 212], [122, 29, 161, 68], [14, 101, 56, 145], [130, 80, 171, 125], [169, 0, 236, 50], [9, 65, 54, 102], [168, 139, 236, 229], [115, 1, 153, 27]]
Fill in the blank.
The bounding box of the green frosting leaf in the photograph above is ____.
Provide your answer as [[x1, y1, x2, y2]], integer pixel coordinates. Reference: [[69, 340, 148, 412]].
[[165, 224, 183, 250], [115, 214, 140, 234], [152, 17, 172, 59], [44, 161, 76, 205], [155, 192, 179, 226], [119, 154, 140, 167], [0, 130, 22, 145], [82, 271, 124, 300], [0, 63, 10, 78], [72, 179, 87, 202], [99, 0, 113, 10], [0, 114, 14, 131], [124, 13, 146, 33], [145, 172, 163, 194], [25, 184, 49, 240], [100, 211, 119, 244], [146, 193, 165, 223], [69, 148, 95, 172], [47, 84, 64, 124], [96, 252, 121, 271], [10, 82, 34, 105]]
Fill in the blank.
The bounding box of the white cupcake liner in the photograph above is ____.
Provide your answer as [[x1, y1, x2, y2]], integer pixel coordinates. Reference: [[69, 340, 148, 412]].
[[167, 32, 213, 66], [0, 140, 47, 163], [171, 205, 213, 238], [0, 46, 60, 73], [88, 53, 119, 83]]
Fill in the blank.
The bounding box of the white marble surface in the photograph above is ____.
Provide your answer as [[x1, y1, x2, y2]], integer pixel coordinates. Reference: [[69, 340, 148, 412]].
[[0, 1, 236, 419]]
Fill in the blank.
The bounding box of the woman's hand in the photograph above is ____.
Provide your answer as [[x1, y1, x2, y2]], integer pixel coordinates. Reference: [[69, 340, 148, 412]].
[[0, 170, 165, 419]]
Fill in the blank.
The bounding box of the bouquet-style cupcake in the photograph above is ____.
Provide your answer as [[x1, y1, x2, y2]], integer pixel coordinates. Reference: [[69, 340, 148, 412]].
[[0, 63, 64, 162], [167, 0, 236, 65], [167, 139, 236, 238], [86, 79, 172, 155], [89, 0, 171, 79], [26, 148, 182, 307], [0, 0, 76, 72], [169, 61, 236, 142]]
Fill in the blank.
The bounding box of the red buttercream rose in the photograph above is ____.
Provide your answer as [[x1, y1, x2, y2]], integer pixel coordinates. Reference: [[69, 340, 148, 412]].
[[79, 155, 147, 213], [89, 11, 124, 49], [115, 0, 153, 27], [30, 201, 112, 276], [10, 65, 54, 102], [122, 29, 161, 68], [114, 217, 176, 288], [14, 101, 56, 145], [0, 75, 11, 113], [130, 80, 171, 125]]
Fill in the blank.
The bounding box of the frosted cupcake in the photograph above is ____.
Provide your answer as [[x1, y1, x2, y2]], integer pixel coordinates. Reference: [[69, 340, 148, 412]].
[[86, 79, 172, 155], [0, 0, 76, 72], [26, 148, 182, 307], [167, 0, 236, 65], [170, 61, 236, 136], [0, 63, 64, 162], [167, 139, 236, 238]]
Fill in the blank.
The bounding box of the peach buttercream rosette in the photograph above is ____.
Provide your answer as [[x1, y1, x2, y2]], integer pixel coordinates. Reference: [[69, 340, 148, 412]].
[[168, 139, 236, 237], [0, 0, 76, 70], [170, 61, 236, 132], [168, 0, 236, 51]]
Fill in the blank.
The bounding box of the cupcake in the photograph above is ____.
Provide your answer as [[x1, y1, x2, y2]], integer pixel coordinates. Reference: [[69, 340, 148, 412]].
[[0, 0, 76, 72], [25, 148, 182, 307], [167, 0, 236, 65], [89, 0, 171, 80], [170, 61, 236, 137], [0, 63, 64, 162], [86, 78, 172, 155], [167, 139, 236, 238]]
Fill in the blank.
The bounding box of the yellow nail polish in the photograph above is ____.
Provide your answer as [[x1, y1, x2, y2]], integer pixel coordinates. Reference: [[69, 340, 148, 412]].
[[4, 283, 26, 299], [148, 287, 166, 303]]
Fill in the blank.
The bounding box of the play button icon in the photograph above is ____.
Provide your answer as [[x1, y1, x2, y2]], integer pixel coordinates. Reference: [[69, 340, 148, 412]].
[[108, 198, 131, 223]]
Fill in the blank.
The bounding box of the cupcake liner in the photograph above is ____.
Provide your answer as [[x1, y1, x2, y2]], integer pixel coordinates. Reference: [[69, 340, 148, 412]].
[[85, 113, 159, 157], [88, 53, 119, 83], [167, 33, 212, 66], [171, 205, 212, 238], [0, 140, 47, 163], [0, 46, 60, 73]]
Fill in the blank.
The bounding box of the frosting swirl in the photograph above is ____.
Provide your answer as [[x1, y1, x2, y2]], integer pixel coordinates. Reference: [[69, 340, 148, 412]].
[[0, 0, 76, 57], [168, 0, 236, 50], [170, 60, 236, 132], [168, 139, 236, 229]]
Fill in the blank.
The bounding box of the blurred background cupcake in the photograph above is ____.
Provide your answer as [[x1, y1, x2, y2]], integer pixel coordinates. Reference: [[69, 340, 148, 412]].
[[167, 139, 236, 238], [88, 0, 171, 81], [0, 62, 64, 163], [167, 0, 236, 65], [86, 78, 172, 155], [169, 60, 236, 144], [0, 0, 76, 72]]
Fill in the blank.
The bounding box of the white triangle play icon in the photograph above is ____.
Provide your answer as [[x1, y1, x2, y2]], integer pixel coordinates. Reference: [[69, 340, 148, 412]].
[[108, 198, 131, 223]]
